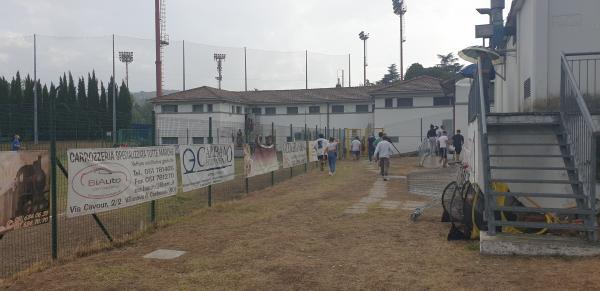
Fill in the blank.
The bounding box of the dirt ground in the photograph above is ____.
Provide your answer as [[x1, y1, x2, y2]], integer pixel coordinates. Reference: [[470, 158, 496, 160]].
[[3, 157, 600, 290]]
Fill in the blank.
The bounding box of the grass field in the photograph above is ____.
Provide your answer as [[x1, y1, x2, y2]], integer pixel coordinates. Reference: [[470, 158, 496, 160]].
[[3, 157, 600, 290]]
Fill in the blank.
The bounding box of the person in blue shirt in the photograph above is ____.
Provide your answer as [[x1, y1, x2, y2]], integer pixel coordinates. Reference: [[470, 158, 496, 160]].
[[11, 134, 21, 151]]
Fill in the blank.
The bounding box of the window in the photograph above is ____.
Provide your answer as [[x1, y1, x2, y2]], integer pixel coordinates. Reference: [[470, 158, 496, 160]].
[[385, 98, 394, 108], [397, 98, 413, 107], [388, 136, 400, 143], [231, 106, 235, 113], [192, 104, 204, 113], [356, 104, 369, 113], [287, 107, 299, 115], [524, 78, 531, 99], [236, 106, 242, 114], [309, 106, 320, 114], [331, 105, 344, 113], [161, 105, 178, 113], [433, 97, 452, 106], [207, 104, 213, 112], [265, 107, 276, 115], [252, 107, 262, 115], [192, 137, 204, 144], [161, 137, 178, 144]]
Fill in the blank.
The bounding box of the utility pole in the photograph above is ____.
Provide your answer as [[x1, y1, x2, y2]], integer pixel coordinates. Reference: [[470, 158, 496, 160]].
[[244, 47, 248, 91], [358, 31, 369, 86], [182, 40, 186, 90], [112, 34, 116, 145], [348, 53, 351, 87], [33, 34, 38, 144], [305, 50, 308, 89]]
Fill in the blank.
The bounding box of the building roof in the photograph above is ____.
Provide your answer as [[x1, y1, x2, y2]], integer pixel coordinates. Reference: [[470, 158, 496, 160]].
[[370, 75, 445, 95], [150, 86, 244, 104], [151, 85, 383, 105], [151, 76, 445, 105]]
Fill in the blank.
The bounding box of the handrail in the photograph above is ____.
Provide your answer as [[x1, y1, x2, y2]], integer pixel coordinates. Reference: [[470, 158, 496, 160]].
[[560, 53, 599, 133], [476, 57, 494, 235], [564, 52, 600, 57]]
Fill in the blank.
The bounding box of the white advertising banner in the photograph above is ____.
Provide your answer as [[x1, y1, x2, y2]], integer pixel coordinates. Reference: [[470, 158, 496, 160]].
[[67, 146, 178, 217], [179, 144, 235, 193], [281, 142, 307, 168], [308, 141, 318, 162]]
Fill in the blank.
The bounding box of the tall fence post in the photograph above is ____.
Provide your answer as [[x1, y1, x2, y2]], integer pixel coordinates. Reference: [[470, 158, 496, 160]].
[[150, 111, 157, 225], [290, 124, 293, 178], [208, 117, 213, 207], [304, 123, 308, 173], [245, 115, 249, 194], [420, 118, 423, 141], [50, 91, 58, 260], [271, 122, 275, 186]]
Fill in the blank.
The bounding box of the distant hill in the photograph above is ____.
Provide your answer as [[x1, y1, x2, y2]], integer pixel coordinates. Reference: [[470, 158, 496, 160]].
[[132, 90, 179, 105]]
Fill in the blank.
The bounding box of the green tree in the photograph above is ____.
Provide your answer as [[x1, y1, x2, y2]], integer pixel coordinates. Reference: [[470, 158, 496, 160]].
[[117, 81, 133, 129], [404, 63, 425, 80], [378, 64, 401, 85], [77, 77, 87, 109], [100, 81, 107, 113], [67, 72, 77, 105], [87, 71, 100, 112], [9, 71, 22, 105]]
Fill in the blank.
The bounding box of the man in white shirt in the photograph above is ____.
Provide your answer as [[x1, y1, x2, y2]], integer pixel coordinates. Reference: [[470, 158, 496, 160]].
[[351, 137, 362, 160], [437, 131, 449, 168], [313, 134, 329, 171], [374, 136, 394, 181]]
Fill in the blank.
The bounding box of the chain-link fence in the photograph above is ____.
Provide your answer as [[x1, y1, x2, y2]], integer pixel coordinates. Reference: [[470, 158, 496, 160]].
[[0, 105, 341, 278]]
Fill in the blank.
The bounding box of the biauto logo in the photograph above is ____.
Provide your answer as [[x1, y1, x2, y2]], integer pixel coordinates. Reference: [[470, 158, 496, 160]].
[[71, 163, 131, 199]]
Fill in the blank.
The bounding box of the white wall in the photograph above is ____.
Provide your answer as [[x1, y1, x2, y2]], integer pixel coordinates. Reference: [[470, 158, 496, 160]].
[[495, 0, 600, 112]]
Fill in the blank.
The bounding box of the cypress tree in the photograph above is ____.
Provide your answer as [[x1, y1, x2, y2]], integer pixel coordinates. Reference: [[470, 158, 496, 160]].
[[117, 80, 133, 129], [9, 71, 23, 106], [100, 81, 108, 128], [77, 77, 87, 109]]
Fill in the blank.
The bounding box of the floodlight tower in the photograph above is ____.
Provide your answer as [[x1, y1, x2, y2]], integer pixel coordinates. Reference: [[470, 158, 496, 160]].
[[392, 0, 407, 80], [155, 0, 169, 98], [119, 51, 134, 88], [214, 53, 226, 89], [358, 31, 369, 86]]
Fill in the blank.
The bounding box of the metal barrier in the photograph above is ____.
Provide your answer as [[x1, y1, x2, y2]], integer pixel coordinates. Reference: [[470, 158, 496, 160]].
[[560, 52, 600, 240]]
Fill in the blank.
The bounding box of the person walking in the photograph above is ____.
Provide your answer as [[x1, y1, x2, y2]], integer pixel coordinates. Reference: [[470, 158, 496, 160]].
[[313, 134, 328, 171], [438, 131, 449, 168], [325, 137, 339, 176], [351, 136, 362, 160], [426, 125, 438, 156], [367, 134, 376, 162], [11, 134, 21, 151], [452, 129, 464, 161], [374, 136, 394, 181]]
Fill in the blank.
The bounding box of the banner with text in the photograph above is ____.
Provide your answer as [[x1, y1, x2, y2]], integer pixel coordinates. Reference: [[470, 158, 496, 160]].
[[281, 142, 307, 168], [0, 151, 50, 235], [67, 146, 178, 217], [180, 144, 235, 192], [308, 141, 319, 162], [244, 143, 279, 178]]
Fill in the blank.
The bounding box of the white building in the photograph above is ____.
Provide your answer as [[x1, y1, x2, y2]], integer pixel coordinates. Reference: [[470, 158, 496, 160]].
[[494, 0, 600, 112], [151, 75, 467, 153]]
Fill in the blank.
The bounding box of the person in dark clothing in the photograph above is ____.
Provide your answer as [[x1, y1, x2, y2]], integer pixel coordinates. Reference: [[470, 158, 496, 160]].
[[426, 125, 437, 139], [452, 129, 464, 161], [426, 125, 438, 156], [367, 134, 376, 162]]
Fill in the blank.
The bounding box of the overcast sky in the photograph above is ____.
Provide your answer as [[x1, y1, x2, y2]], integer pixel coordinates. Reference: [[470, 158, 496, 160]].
[[0, 0, 495, 92]]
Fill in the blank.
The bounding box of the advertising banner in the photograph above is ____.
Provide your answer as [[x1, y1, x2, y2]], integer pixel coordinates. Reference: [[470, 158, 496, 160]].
[[67, 146, 178, 217], [308, 141, 319, 162], [0, 151, 50, 235], [179, 144, 235, 192], [281, 142, 307, 168], [244, 138, 279, 178]]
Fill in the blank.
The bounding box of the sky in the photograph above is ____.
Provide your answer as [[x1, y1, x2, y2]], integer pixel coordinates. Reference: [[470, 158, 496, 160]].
[[0, 0, 495, 92]]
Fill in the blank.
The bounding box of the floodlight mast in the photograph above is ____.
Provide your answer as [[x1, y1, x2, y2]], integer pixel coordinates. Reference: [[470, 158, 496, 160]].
[[358, 31, 369, 86], [119, 51, 134, 88], [214, 53, 226, 90], [393, 0, 407, 80]]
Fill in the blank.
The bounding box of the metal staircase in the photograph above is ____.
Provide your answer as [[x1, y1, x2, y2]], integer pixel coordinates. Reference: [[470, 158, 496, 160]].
[[484, 113, 597, 235]]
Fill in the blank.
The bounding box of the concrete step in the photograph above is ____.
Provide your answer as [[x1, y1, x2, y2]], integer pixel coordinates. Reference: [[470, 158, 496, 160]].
[[490, 166, 575, 171], [489, 154, 571, 158], [491, 221, 593, 231], [480, 232, 600, 256], [490, 191, 585, 199], [488, 143, 569, 146], [492, 178, 581, 185], [487, 114, 560, 125], [491, 206, 594, 215]]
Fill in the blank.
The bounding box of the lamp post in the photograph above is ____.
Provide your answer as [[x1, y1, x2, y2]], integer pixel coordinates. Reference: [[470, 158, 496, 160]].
[[392, 0, 407, 80], [214, 53, 226, 90], [358, 31, 369, 86], [119, 51, 134, 88]]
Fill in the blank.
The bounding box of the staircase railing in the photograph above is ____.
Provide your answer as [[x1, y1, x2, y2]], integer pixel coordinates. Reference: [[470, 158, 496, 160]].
[[560, 52, 600, 240]]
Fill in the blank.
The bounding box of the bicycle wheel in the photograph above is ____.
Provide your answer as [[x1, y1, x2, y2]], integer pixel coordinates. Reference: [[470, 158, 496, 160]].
[[441, 181, 458, 214], [462, 183, 485, 239], [448, 185, 465, 225]]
